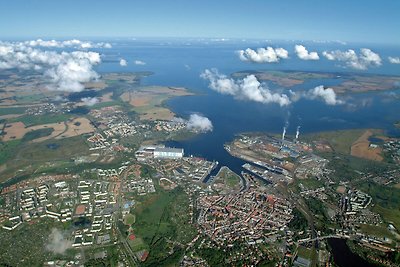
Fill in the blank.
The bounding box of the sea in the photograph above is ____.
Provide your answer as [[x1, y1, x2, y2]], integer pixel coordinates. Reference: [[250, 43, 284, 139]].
[[94, 38, 400, 176]]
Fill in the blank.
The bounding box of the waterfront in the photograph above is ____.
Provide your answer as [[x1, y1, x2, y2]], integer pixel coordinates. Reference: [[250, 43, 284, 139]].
[[96, 40, 400, 176], [328, 238, 379, 267]]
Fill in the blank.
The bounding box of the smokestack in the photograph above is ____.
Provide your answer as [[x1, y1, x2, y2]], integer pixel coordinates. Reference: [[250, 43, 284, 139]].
[[282, 126, 286, 141], [296, 126, 300, 140]]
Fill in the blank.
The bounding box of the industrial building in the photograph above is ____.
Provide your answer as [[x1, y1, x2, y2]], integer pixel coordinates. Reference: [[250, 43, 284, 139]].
[[135, 145, 184, 160], [154, 147, 184, 159]]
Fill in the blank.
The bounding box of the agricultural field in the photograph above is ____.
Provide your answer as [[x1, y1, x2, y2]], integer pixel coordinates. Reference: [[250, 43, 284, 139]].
[[120, 86, 193, 121], [358, 224, 396, 239], [303, 129, 368, 154], [10, 114, 72, 127], [350, 130, 384, 161], [0, 135, 90, 183]]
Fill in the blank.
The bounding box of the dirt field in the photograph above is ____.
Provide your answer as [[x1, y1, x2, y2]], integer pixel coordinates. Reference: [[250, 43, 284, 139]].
[[28, 122, 66, 142], [56, 117, 95, 139], [351, 130, 383, 161], [1, 121, 68, 142], [0, 114, 23, 120], [0, 99, 17, 106], [131, 96, 152, 107], [1, 122, 27, 141], [336, 185, 346, 194], [1, 117, 95, 142], [75, 204, 86, 215], [120, 86, 193, 121], [100, 92, 113, 102], [139, 108, 175, 121], [84, 80, 107, 90], [120, 92, 151, 107]]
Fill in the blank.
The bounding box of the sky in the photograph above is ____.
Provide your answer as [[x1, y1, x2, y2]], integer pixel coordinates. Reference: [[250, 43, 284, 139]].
[[0, 0, 399, 44]]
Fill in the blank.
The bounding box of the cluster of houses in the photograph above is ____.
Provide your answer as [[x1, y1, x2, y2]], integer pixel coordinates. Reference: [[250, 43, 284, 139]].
[[197, 188, 293, 246]]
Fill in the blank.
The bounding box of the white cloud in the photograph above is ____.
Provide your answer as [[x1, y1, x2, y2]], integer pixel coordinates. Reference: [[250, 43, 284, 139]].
[[46, 228, 72, 254], [201, 68, 291, 106], [186, 114, 213, 132], [200, 69, 239, 95], [134, 60, 146, 65], [322, 48, 382, 70], [44, 52, 101, 92], [306, 85, 343, 105], [0, 41, 101, 92], [25, 39, 112, 49], [312, 40, 347, 45], [81, 97, 99, 106], [238, 46, 288, 63], [119, 58, 128, 66], [103, 43, 112, 49], [200, 69, 344, 107], [388, 56, 400, 64], [210, 38, 229, 42], [54, 95, 67, 102], [295, 45, 319, 60]]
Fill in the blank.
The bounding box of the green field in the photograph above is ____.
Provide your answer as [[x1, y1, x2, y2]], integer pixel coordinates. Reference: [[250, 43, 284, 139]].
[[124, 213, 136, 225], [359, 224, 395, 239], [373, 206, 400, 230], [305, 197, 329, 230], [288, 208, 308, 231], [15, 94, 46, 103], [303, 129, 366, 154], [22, 128, 54, 142], [128, 236, 146, 252], [15, 135, 88, 162], [0, 135, 89, 184], [0, 140, 21, 165], [297, 245, 313, 260], [297, 178, 324, 190], [358, 181, 400, 229], [322, 152, 389, 181], [359, 182, 400, 209], [217, 166, 241, 189], [133, 186, 197, 265], [10, 113, 71, 127], [0, 107, 27, 116], [90, 100, 123, 109]]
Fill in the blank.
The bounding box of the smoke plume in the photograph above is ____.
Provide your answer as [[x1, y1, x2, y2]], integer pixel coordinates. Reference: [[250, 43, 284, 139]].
[[46, 228, 72, 254], [295, 126, 300, 140], [81, 97, 99, 106]]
